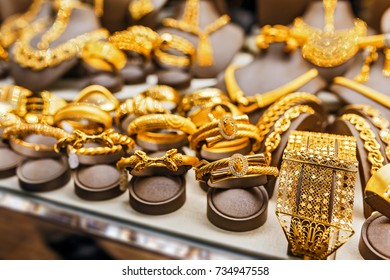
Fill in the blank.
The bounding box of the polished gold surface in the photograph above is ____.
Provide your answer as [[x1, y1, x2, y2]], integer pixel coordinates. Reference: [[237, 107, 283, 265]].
[[276, 131, 358, 260], [75, 85, 119, 112], [128, 0, 154, 21], [365, 164, 390, 205]]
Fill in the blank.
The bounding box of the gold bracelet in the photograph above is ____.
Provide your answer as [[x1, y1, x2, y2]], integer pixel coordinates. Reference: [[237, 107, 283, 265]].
[[55, 128, 135, 156], [138, 85, 180, 108], [333, 76, 390, 109], [263, 105, 315, 165], [189, 114, 260, 151], [276, 130, 358, 260], [81, 40, 126, 72], [153, 33, 196, 68], [225, 65, 319, 113], [190, 102, 242, 128], [53, 103, 112, 133], [127, 114, 197, 136], [177, 88, 229, 117], [0, 85, 32, 108], [194, 153, 278, 184], [345, 104, 390, 160], [341, 113, 384, 175], [0, 113, 22, 128], [117, 148, 198, 173], [3, 123, 70, 153], [256, 92, 322, 143], [365, 164, 390, 209], [128, 0, 154, 21], [75, 85, 119, 112]]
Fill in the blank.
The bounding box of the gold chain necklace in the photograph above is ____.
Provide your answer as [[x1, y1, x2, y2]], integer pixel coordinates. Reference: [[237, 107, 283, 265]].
[[37, 0, 79, 50], [0, 0, 45, 49], [162, 0, 230, 66], [14, 20, 109, 70], [128, 0, 154, 21]]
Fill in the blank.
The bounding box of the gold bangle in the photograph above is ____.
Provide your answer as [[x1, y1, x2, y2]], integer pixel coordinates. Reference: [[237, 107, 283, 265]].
[[256, 92, 322, 143], [341, 113, 384, 175], [3, 123, 70, 154], [138, 85, 180, 108], [177, 88, 229, 117], [365, 164, 390, 208], [153, 33, 196, 68], [263, 105, 315, 165], [81, 40, 126, 72], [75, 85, 119, 112], [127, 114, 197, 136], [137, 131, 188, 145], [117, 148, 199, 173], [195, 153, 278, 184], [344, 104, 390, 160], [55, 128, 135, 156], [225, 64, 319, 113], [190, 102, 242, 128], [128, 0, 154, 21], [276, 131, 358, 260], [53, 103, 112, 133], [333, 76, 390, 109]]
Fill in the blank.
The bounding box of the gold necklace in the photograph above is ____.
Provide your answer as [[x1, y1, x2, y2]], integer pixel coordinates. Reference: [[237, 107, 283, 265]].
[[38, 0, 79, 50], [224, 64, 319, 113], [14, 20, 109, 70], [162, 0, 230, 67], [0, 0, 45, 49], [128, 0, 154, 21]]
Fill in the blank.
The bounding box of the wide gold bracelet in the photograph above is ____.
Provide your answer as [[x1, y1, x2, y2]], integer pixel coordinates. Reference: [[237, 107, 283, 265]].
[[55, 128, 135, 156], [153, 33, 196, 68], [256, 92, 322, 143], [263, 105, 316, 164], [276, 130, 358, 260], [344, 104, 390, 160], [53, 103, 112, 133], [333, 76, 390, 109], [189, 114, 261, 152], [81, 40, 127, 72], [194, 153, 278, 185], [225, 64, 319, 113], [341, 113, 384, 175], [75, 85, 119, 112], [127, 114, 197, 136]]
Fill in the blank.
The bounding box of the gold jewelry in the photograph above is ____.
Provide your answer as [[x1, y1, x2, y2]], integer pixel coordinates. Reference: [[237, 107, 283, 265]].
[[177, 88, 229, 116], [365, 164, 390, 208], [0, 0, 44, 50], [117, 148, 198, 172], [53, 103, 112, 133], [225, 65, 319, 113], [0, 85, 32, 108], [128, 0, 154, 21], [13, 20, 109, 70], [127, 114, 197, 136], [162, 0, 230, 66], [190, 102, 242, 128], [81, 40, 126, 72], [94, 0, 104, 17], [333, 76, 390, 109], [189, 114, 261, 152], [3, 123, 70, 153], [256, 92, 321, 143], [353, 46, 378, 83], [383, 47, 390, 77], [0, 113, 22, 128], [109, 26, 160, 61], [194, 153, 278, 185], [153, 33, 196, 67], [75, 85, 119, 112], [263, 105, 315, 165], [138, 85, 180, 108], [276, 130, 358, 260], [345, 104, 390, 160], [55, 128, 135, 156], [341, 113, 384, 175]]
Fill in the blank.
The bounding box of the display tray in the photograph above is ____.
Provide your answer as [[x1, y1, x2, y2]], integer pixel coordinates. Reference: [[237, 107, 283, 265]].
[[0, 54, 364, 260]]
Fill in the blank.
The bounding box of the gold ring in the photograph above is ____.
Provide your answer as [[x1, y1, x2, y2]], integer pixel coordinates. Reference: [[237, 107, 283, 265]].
[[117, 148, 199, 173], [75, 85, 119, 112], [153, 33, 196, 68], [53, 103, 112, 133], [127, 114, 197, 136], [190, 102, 242, 128], [81, 40, 127, 72]]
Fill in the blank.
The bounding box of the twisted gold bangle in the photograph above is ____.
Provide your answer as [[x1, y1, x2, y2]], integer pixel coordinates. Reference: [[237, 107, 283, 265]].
[[341, 113, 384, 175], [256, 92, 322, 143], [264, 105, 315, 165], [81, 40, 127, 72], [153, 33, 196, 68]]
